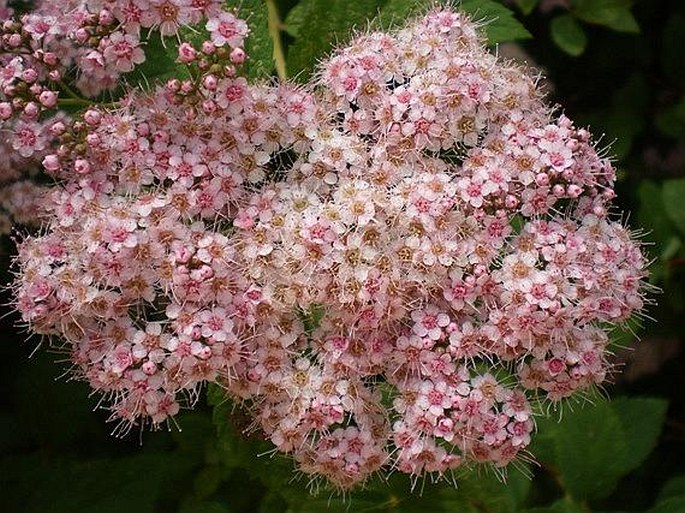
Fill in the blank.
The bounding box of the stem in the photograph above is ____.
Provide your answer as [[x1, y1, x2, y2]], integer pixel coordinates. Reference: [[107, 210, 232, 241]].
[[266, 0, 287, 80], [57, 80, 90, 102], [57, 98, 94, 107]]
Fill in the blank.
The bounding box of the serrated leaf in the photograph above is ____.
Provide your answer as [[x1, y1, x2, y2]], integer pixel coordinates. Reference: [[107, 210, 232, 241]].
[[240, 0, 275, 80], [662, 178, 685, 236], [285, 0, 388, 80], [533, 397, 668, 500], [550, 14, 587, 56], [460, 0, 532, 44]]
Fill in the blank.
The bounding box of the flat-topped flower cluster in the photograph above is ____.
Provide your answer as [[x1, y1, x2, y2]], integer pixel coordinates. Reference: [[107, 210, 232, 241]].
[[8, 2, 648, 489]]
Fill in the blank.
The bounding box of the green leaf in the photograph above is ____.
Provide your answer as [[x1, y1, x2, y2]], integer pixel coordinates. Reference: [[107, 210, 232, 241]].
[[638, 180, 674, 253], [572, 0, 639, 33], [460, 0, 532, 44], [524, 497, 586, 513], [662, 178, 685, 236], [126, 33, 180, 90], [659, 475, 685, 503], [656, 96, 685, 140], [240, 0, 275, 80], [533, 397, 668, 500], [517, 0, 540, 16], [376, 0, 430, 28], [611, 397, 668, 473], [0, 451, 199, 513], [661, 14, 685, 87], [447, 468, 533, 513], [649, 497, 685, 513], [603, 8, 640, 33], [207, 384, 307, 503], [550, 14, 588, 56], [285, 0, 388, 80]]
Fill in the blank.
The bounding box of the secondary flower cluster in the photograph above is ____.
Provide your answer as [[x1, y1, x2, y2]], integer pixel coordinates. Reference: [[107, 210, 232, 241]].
[[12, 5, 648, 488]]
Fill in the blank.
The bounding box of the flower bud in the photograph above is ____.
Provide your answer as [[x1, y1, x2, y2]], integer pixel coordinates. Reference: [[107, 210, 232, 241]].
[[201, 40, 215, 54], [38, 90, 58, 108], [74, 159, 91, 175], [43, 52, 58, 66], [99, 9, 114, 25], [230, 47, 246, 64], [566, 184, 582, 198], [23, 102, 39, 118], [202, 74, 218, 91], [84, 109, 102, 126], [0, 102, 12, 120], [74, 28, 89, 43], [21, 68, 38, 83], [42, 154, 61, 172], [8, 33, 21, 48], [178, 42, 197, 63]]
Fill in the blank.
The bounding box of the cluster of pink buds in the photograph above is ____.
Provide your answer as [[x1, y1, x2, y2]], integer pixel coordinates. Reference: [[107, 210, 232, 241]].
[[12, 5, 648, 489]]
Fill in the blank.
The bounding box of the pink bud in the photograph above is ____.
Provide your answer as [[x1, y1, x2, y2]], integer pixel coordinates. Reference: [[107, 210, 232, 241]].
[[535, 172, 549, 186], [174, 245, 192, 264], [197, 346, 212, 360], [178, 42, 197, 63], [86, 133, 101, 146], [552, 184, 565, 197], [43, 52, 58, 66], [202, 74, 218, 91], [84, 109, 102, 126], [201, 40, 215, 54], [230, 47, 246, 64], [23, 102, 39, 118], [180, 80, 194, 94], [8, 33, 21, 48], [42, 154, 61, 172], [99, 9, 114, 25], [592, 205, 605, 216], [0, 102, 12, 120], [48, 70, 61, 81], [505, 195, 518, 209], [201, 99, 216, 114], [566, 184, 582, 198], [21, 68, 38, 83], [165, 79, 181, 93], [74, 159, 91, 175], [74, 28, 89, 43], [38, 90, 58, 108], [142, 361, 157, 375]]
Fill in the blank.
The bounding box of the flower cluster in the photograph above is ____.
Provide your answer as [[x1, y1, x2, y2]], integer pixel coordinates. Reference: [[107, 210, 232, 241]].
[[11, 5, 648, 489]]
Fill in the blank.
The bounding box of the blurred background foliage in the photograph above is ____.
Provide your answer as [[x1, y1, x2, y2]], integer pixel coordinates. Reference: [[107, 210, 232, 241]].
[[2, 0, 685, 512]]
